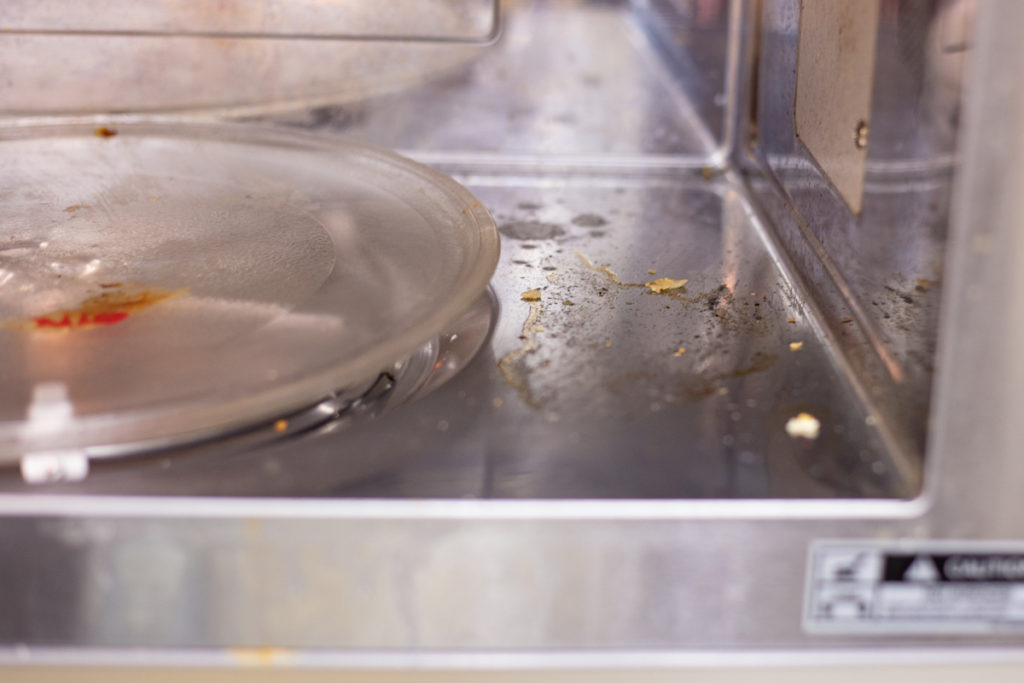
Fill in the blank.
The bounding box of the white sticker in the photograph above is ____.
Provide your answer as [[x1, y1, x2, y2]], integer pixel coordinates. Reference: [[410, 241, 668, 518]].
[[805, 541, 1024, 634]]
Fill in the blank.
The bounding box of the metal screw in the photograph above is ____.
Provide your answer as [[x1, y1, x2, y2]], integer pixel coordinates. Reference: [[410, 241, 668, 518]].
[[855, 120, 869, 149]]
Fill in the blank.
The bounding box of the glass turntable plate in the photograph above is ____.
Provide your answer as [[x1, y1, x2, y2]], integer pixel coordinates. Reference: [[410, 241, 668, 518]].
[[0, 121, 499, 461]]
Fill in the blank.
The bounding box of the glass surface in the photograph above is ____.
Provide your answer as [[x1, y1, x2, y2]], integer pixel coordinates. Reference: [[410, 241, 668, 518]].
[[0, 0, 497, 40], [0, 121, 499, 459]]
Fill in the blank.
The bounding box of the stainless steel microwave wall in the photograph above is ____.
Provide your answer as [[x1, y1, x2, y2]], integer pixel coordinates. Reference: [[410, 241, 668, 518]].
[[3, 0, 1023, 672]]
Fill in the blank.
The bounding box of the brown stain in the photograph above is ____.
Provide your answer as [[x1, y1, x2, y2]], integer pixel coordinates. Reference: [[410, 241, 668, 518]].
[[94, 126, 117, 138], [605, 352, 779, 404], [497, 300, 543, 409], [10, 285, 186, 332], [721, 352, 777, 379], [684, 352, 778, 401], [683, 352, 779, 401], [576, 251, 688, 296]]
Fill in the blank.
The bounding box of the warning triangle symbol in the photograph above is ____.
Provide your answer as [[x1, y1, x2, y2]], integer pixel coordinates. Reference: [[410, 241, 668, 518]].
[[905, 555, 940, 582]]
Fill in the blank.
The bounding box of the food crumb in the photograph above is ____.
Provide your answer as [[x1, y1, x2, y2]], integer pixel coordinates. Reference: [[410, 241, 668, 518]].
[[648, 269, 657, 275], [273, 419, 288, 433], [604, 342, 612, 349], [94, 126, 117, 138], [789, 341, 803, 351], [534, 325, 545, 332], [673, 347, 686, 357], [562, 300, 575, 306], [64, 204, 89, 213], [841, 316, 853, 324], [521, 289, 541, 302], [701, 167, 714, 181], [914, 278, 932, 292], [787, 317, 796, 324], [645, 277, 688, 293], [786, 412, 821, 439]]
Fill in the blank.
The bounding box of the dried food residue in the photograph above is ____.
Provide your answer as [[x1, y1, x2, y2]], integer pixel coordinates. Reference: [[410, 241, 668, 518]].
[[497, 299, 543, 409], [673, 347, 686, 357], [789, 341, 803, 351], [576, 251, 631, 287], [521, 289, 541, 302], [11, 285, 185, 332], [94, 126, 117, 138], [645, 278, 688, 294], [785, 412, 821, 439], [577, 252, 688, 296]]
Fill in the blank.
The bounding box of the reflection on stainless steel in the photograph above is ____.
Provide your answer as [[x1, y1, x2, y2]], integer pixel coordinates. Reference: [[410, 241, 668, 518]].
[[6, 0, 1024, 669]]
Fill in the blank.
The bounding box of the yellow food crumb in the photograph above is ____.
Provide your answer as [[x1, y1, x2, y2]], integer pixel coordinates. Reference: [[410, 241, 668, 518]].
[[673, 347, 686, 357], [273, 419, 288, 433], [789, 341, 803, 351], [645, 278, 688, 293], [521, 289, 541, 302], [785, 412, 821, 439], [648, 269, 657, 275], [787, 317, 796, 324], [562, 300, 575, 306], [841, 316, 853, 324]]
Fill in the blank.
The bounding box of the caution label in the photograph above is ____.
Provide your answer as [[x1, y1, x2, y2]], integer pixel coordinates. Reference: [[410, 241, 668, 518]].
[[805, 542, 1024, 633]]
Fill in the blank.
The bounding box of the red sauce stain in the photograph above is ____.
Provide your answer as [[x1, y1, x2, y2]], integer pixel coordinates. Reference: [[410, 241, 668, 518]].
[[24, 286, 185, 332]]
